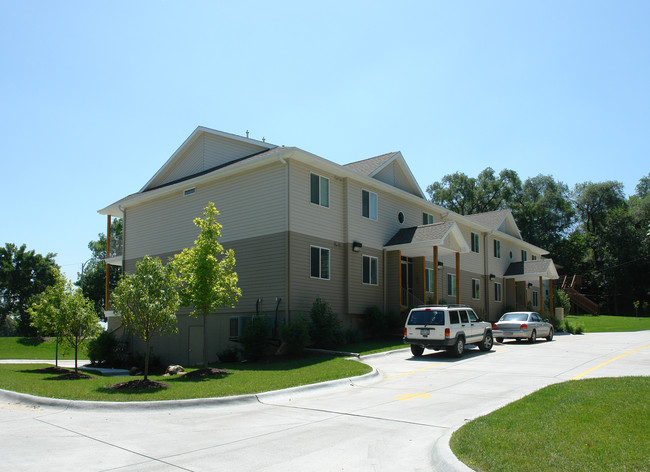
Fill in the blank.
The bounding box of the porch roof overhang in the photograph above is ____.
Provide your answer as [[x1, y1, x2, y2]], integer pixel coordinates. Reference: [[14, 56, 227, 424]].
[[384, 221, 470, 257], [503, 259, 559, 282]]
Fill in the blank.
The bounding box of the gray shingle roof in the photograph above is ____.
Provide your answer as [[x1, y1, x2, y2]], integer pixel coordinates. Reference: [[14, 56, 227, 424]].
[[504, 259, 556, 278], [344, 152, 399, 176], [464, 209, 511, 230], [385, 222, 456, 246]]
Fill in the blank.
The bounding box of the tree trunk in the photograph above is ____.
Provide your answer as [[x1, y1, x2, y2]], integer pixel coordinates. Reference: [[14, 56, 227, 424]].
[[74, 338, 78, 374], [144, 338, 150, 380], [55, 336, 59, 368], [203, 313, 208, 368]]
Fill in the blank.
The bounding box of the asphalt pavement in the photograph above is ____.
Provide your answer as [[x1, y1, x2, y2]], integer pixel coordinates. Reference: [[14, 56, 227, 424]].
[[1, 330, 649, 471]]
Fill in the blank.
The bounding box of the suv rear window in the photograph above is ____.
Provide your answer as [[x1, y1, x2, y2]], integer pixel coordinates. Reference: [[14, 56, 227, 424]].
[[407, 309, 445, 326]]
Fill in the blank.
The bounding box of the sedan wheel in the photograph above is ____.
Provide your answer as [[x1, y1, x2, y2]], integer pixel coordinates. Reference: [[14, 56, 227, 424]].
[[529, 329, 537, 343], [546, 327, 554, 341], [410, 344, 424, 357], [496, 337, 504, 343]]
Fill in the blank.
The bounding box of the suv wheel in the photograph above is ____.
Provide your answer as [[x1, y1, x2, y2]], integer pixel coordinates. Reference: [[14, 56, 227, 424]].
[[448, 336, 465, 358], [478, 331, 493, 351], [410, 344, 424, 357]]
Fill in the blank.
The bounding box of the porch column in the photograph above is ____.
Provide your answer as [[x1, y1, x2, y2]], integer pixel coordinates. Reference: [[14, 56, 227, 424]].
[[105, 215, 111, 311], [549, 279, 554, 315], [398, 250, 402, 308], [539, 276, 544, 315], [455, 252, 461, 305], [433, 246, 439, 304], [514, 281, 517, 310]]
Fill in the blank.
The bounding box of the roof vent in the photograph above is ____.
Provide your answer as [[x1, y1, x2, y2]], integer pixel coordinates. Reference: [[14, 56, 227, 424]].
[[246, 130, 249, 138]]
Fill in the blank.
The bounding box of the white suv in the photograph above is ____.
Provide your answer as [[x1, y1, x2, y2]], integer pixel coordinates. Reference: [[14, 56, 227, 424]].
[[403, 305, 493, 357]]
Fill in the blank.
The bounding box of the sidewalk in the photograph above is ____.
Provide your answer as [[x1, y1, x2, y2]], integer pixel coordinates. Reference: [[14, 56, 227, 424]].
[[0, 359, 130, 375]]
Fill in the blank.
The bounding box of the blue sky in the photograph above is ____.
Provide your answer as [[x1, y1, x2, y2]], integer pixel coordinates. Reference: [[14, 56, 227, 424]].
[[1, 1, 648, 282]]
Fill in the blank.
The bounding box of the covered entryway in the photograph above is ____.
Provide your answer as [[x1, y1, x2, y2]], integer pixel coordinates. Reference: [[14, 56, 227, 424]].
[[504, 260, 559, 316]]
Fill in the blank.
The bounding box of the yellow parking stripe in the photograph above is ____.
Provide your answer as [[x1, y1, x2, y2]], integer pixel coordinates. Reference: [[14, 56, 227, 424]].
[[572, 344, 650, 380], [383, 362, 445, 381]]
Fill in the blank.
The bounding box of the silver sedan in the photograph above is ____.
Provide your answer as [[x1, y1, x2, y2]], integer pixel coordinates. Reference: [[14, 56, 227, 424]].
[[492, 311, 554, 343]]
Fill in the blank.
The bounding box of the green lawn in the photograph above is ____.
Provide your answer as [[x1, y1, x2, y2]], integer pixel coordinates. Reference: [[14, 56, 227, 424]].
[[0, 337, 86, 360], [565, 314, 650, 333], [0, 356, 371, 401], [451, 377, 650, 472]]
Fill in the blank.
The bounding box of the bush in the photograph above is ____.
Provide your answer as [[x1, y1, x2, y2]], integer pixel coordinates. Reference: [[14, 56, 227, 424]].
[[309, 298, 343, 349], [547, 315, 562, 331], [344, 328, 362, 345], [279, 315, 310, 356], [218, 345, 240, 363], [87, 330, 118, 365], [554, 289, 571, 315], [239, 315, 271, 360], [361, 305, 385, 337]]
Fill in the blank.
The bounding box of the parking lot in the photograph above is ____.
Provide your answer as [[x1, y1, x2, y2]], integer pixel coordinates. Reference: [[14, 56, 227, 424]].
[[2, 331, 649, 471]]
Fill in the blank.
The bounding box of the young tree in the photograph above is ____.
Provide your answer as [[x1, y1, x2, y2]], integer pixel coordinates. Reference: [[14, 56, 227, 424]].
[[58, 286, 102, 373], [111, 256, 180, 380], [172, 203, 241, 367], [28, 268, 67, 366], [0, 243, 60, 336]]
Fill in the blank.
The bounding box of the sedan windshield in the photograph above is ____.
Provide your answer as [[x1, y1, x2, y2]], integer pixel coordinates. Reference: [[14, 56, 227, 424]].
[[408, 310, 444, 325], [500, 313, 529, 322]]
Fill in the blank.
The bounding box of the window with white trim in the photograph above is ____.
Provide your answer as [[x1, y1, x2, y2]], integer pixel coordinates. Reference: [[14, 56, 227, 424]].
[[471, 233, 480, 253], [447, 273, 457, 297], [494, 282, 502, 302], [532, 290, 539, 307], [310, 173, 330, 208], [521, 250, 528, 261], [425, 268, 434, 292], [494, 239, 501, 258], [362, 255, 378, 285], [362, 189, 378, 220], [310, 246, 330, 279], [423, 212, 434, 225], [472, 278, 480, 299], [532, 254, 537, 260]]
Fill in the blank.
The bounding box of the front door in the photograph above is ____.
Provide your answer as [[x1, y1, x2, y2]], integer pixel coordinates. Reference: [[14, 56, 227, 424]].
[[401, 257, 413, 307]]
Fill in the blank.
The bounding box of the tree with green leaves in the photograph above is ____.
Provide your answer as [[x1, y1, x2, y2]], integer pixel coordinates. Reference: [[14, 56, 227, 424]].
[[58, 285, 102, 373], [0, 243, 60, 336], [111, 256, 180, 380], [28, 268, 67, 366], [172, 202, 241, 367]]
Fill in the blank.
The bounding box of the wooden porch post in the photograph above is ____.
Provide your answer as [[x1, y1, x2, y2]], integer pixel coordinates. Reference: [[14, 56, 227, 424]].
[[398, 250, 402, 308], [455, 252, 461, 305], [514, 281, 517, 310], [105, 215, 111, 311], [549, 279, 554, 315], [539, 276, 544, 315], [433, 246, 439, 304]]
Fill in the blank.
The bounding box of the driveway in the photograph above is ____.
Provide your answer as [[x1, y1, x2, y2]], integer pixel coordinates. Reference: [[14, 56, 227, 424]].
[[1, 331, 649, 471]]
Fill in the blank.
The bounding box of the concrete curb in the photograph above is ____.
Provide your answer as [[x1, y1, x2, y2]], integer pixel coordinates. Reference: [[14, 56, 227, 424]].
[[431, 425, 475, 472], [0, 368, 381, 410]]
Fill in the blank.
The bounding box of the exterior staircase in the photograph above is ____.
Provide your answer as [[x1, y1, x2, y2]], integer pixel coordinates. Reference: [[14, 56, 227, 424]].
[[559, 275, 600, 315]]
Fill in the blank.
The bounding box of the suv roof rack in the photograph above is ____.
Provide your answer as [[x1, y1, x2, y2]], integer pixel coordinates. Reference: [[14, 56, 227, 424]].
[[416, 304, 471, 308]]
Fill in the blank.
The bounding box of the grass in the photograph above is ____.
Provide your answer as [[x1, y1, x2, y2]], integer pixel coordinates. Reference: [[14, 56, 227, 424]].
[[0, 355, 372, 401], [450, 377, 650, 472], [0, 337, 86, 360], [564, 314, 650, 333], [344, 336, 406, 355]]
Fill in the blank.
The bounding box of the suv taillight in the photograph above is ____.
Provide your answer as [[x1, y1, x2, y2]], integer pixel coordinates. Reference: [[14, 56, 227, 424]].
[[404, 327, 407, 336], [445, 328, 450, 338]]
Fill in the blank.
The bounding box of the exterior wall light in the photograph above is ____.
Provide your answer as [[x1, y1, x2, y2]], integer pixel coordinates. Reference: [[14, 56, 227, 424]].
[[489, 274, 495, 281], [352, 241, 362, 252]]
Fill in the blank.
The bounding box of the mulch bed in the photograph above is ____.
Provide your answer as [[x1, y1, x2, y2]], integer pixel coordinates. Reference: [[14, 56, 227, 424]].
[[33, 366, 73, 375], [182, 368, 232, 379], [105, 379, 169, 390], [54, 372, 93, 380]]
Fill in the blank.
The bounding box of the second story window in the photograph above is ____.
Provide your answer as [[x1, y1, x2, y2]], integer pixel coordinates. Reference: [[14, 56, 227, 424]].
[[362, 189, 378, 221], [423, 212, 434, 225], [521, 250, 528, 262], [471, 232, 480, 253], [494, 239, 501, 258], [310, 173, 329, 208]]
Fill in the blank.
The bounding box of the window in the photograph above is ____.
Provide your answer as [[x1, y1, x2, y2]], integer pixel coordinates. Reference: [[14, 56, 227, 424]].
[[533, 291, 539, 307], [471, 232, 480, 253], [447, 273, 457, 297], [423, 212, 434, 225], [472, 278, 480, 299], [362, 255, 378, 285], [425, 268, 434, 292], [494, 282, 502, 302], [521, 250, 528, 261], [310, 173, 329, 208], [398, 212, 405, 224], [532, 254, 537, 261], [362, 189, 378, 220], [229, 316, 251, 339], [310, 246, 330, 279], [184, 187, 196, 196], [449, 311, 460, 324], [494, 239, 501, 258]]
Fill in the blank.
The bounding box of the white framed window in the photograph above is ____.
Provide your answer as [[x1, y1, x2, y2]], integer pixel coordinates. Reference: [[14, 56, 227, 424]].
[[521, 250, 528, 261], [447, 273, 457, 297], [362, 255, 378, 285], [532, 254, 537, 261], [425, 268, 434, 292], [310, 246, 330, 279], [494, 239, 501, 258], [472, 278, 480, 300], [494, 282, 502, 302], [471, 233, 480, 253], [533, 290, 539, 307], [310, 173, 330, 208], [229, 315, 251, 339], [362, 189, 378, 220], [423, 212, 434, 225]]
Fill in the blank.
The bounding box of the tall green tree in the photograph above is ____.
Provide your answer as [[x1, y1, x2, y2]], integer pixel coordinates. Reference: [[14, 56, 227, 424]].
[[28, 268, 67, 366], [111, 256, 180, 379], [58, 285, 102, 373], [0, 243, 59, 336], [78, 219, 123, 316], [172, 202, 241, 367]]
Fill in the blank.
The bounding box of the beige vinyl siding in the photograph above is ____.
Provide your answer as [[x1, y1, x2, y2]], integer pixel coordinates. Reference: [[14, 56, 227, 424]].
[[347, 246, 383, 315], [125, 162, 287, 261], [162, 140, 204, 186]]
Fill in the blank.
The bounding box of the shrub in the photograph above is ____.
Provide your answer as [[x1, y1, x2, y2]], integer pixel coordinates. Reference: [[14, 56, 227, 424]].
[[344, 328, 362, 345], [554, 289, 571, 315], [239, 315, 271, 360], [218, 345, 240, 363], [308, 298, 343, 349], [361, 305, 385, 337], [279, 315, 310, 356], [547, 315, 562, 331], [87, 330, 118, 365]]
